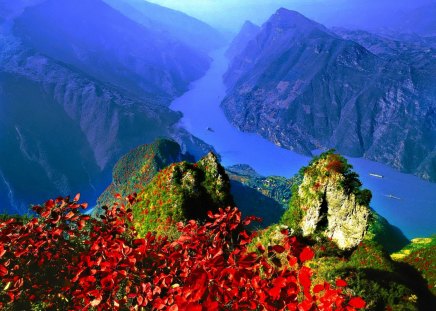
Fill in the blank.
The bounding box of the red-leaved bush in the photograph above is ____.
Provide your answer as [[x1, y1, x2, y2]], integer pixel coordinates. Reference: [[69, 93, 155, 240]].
[[0, 195, 366, 310]]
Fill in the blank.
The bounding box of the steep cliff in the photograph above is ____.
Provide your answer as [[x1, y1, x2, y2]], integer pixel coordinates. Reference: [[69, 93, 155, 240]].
[[281, 151, 371, 250], [222, 8, 436, 181]]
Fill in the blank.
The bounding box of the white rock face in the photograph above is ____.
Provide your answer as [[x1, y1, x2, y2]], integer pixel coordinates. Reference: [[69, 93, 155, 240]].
[[291, 153, 371, 250]]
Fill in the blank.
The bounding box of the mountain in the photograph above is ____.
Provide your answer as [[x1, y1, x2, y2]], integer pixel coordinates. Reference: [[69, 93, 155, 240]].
[[333, 28, 436, 68], [103, 0, 225, 53], [13, 0, 211, 101], [225, 21, 260, 60], [222, 8, 436, 181], [0, 43, 214, 214], [94, 142, 233, 236], [97, 139, 194, 209], [96, 140, 291, 229], [0, 0, 220, 214]]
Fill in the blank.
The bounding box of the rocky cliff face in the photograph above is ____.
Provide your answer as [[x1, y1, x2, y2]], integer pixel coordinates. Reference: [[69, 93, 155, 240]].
[[222, 8, 436, 181], [281, 152, 371, 250], [95, 143, 233, 235]]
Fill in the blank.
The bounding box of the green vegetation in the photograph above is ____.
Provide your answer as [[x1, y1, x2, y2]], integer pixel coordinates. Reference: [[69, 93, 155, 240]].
[[265, 150, 435, 309], [392, 236, 436, 296], [227, 165, 293, 208], [4, 142, 431, 310], [103, 148, 233, 237], [0, 213, 32, 223], [226, 164, 293, 227], [97, 139, 192, 210]]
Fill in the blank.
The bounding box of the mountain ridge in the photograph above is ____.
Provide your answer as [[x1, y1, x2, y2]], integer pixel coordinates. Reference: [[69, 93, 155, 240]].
[[222, 8, 436, 181]]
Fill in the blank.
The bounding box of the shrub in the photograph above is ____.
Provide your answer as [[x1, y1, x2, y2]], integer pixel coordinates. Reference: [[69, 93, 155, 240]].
[[0, 195, 365, 310]]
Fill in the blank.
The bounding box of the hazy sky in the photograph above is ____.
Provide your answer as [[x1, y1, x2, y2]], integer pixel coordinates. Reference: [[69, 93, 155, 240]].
[[146, 0, 325, 32], [146, 0, 433, 33]]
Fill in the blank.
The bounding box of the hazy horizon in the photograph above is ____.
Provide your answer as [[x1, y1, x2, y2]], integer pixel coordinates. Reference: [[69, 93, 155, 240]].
[[146, 0, 435, 33]]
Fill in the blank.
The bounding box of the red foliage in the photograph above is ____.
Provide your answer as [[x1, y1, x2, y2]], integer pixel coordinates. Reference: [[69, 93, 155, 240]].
[[0, 195, 365, 310]]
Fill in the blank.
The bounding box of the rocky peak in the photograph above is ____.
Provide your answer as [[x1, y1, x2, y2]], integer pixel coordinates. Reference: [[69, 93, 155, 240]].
[[282, 151, 371, 250], [267, 8, 325, 33], [95, 142, 233, 235], [197, 152, 221, 175], [97, 139, 192, 209], [240, 20, 259, 33]]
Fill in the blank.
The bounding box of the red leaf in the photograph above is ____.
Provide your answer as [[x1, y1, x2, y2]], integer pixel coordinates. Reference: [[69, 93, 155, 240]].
[[349, 297, 366, 309], [64, 211, 75, 220], [336, 279, 347, 287], [299, 247, 314, 262], [288, 256, 298, 266], [73, 193, 81, 202], [298, 266, 312, 290], [313, 284, 324, 293], [190, 269, 208, 301], [257, 244, 266, 253], [0, 264, 7, 277], [272, 245, 286, 254]]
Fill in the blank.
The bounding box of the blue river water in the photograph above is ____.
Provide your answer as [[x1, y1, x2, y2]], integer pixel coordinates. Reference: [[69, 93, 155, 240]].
[[170, 48, 436, 239]]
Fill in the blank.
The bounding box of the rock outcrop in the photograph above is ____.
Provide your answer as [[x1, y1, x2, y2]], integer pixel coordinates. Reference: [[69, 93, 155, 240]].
[[282, 151, 371, 250], [222, 8, 436, 181], [95, 142, 233, 235]]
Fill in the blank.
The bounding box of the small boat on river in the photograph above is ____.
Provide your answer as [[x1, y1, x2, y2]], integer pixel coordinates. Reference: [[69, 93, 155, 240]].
[[385, 194, 401, 200], [369, 173, 384, 178]]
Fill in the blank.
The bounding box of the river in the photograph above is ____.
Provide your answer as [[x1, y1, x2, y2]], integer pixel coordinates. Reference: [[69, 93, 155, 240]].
[[170, 48, 436, 239]]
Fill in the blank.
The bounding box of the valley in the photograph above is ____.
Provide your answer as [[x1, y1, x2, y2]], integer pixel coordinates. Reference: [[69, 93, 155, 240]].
[[171, 47, 436, 239]]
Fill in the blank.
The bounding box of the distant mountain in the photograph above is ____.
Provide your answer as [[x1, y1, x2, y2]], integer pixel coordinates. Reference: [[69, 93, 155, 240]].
[[222, 8, 436, 181], [225, 21, 260, 60], [0, 0, 220, 214], [103, 0, 225, 53], [13, 0, 211, 102]]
